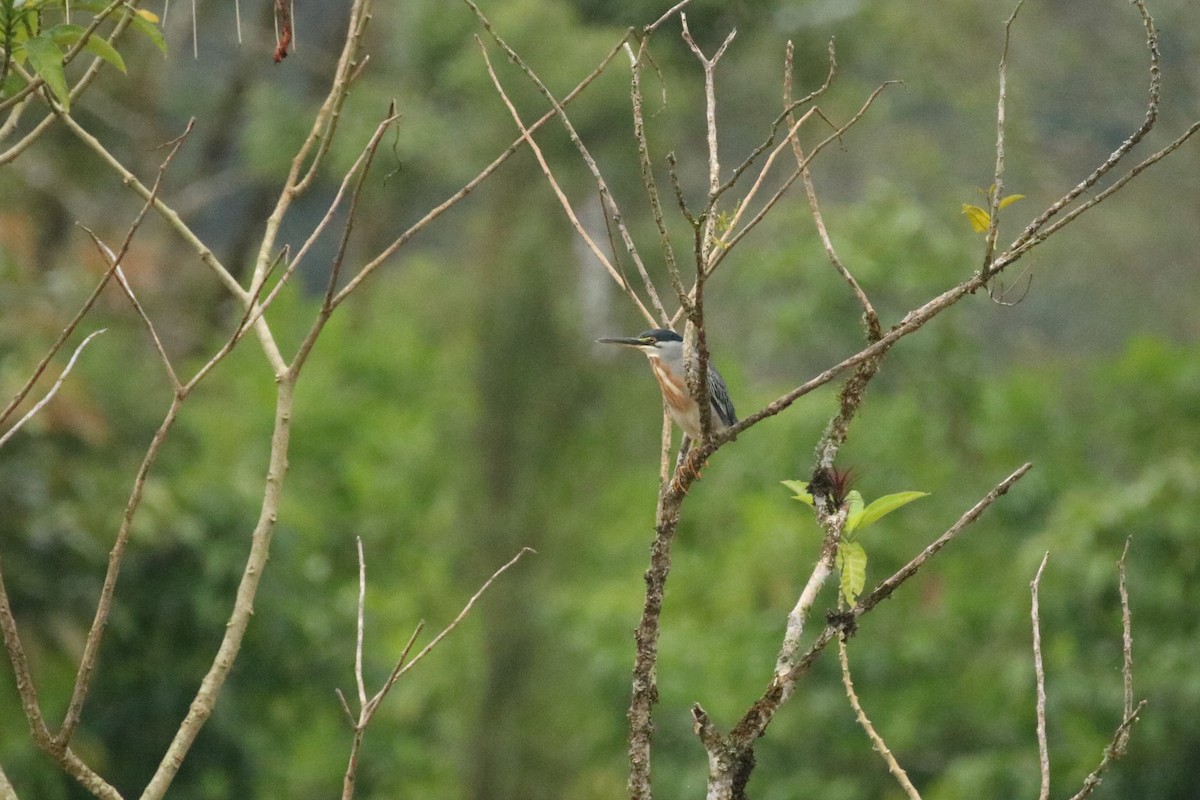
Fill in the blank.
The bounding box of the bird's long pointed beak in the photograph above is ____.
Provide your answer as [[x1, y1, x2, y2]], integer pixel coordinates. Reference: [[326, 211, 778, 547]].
[[596, 336, 644, 347]]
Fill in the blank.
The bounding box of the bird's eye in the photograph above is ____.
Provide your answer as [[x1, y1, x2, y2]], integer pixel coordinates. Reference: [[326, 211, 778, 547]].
[[640, 337, 656, 346]]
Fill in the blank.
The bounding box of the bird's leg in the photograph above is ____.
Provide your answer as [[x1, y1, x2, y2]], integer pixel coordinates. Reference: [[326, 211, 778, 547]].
[[676, 435, 692, 468], [672, 436, 706, 491]]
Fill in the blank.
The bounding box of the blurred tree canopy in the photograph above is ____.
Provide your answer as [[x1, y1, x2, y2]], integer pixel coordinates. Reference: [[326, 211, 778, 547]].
[[1, 0, 1198, 799]]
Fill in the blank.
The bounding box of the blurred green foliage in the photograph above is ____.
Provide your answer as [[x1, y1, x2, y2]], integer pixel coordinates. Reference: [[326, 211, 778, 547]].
[[2, 0, 1199, 799]]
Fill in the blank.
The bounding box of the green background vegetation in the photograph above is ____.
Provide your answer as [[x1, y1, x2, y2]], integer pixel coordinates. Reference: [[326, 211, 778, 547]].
[[2, 0, 1199, 798]]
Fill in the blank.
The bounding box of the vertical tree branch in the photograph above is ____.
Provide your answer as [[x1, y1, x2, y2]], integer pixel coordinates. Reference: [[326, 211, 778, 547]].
[[1031, 552, 1051, 800], [838, 637, 921, 800]]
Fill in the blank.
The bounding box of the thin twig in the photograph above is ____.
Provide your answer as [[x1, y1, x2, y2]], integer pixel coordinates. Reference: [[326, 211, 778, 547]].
[[334, 34, 629, 307], [85, 233, 181, 389], [0, 330, 106, 451], [708, 80, 898, 273], [784, 40, 879, 339], [982, 0, 1026, 278], [680, 13, 736, 262], [839, 636, 921, 800], [475, 39, 657, 326], [1066, 700, 1147, 800], [1006, 0, 1160, 258], [338, 547, 533, 800], [1031, 551, 1051, 800], [467, 3, 670, 324], [625, 41, 684, 316], [354, 538, 368, 709], [1116, 537, 1134, 753]]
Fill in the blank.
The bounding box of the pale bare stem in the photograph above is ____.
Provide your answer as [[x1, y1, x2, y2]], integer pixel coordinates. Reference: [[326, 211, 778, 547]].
[[839, 637, 922, 800], [335, 36, 628, 307], [374, 547, 534, 705], [354, 538, 368, 708], [141, 378, 298, 800], [0, 329, 105, 450], [712, 81, 897, 272], [1006, 0, 1160, 257], [775, 506, 844, 678], [476, 40, 657, 326], [249, 0, 373, 307], [1116, 538, 1134, 750], [184, 248, 287, 391], [0, 92, 33, 149], [659, 407, 672, 485], [717, 107, 817, 247], [83, 232, 182, 389], [1031, 551, 1051, 800], [860, 464, 1034, 616], [0, 553, 125, 799], [58, 395, 183, 753], [784, 42, 879, 340], [0, 555, 54, 740], [292, 107, 398, 368], [679, 13, 735, 263], [0, 762, 16, 800], [724, 256, 980, 445], [265, 109, 397, 316], [0, 266, 116, 429], [982, 0, 1026, 279], [47, 105, 258, 314], [1, 51, 180, 427], [1061, 541, 1144, 800], [338, 548, 533, 800], [625, 41, 684, 317], [466, 4, 671, 324], [646, 0, 694, 34]]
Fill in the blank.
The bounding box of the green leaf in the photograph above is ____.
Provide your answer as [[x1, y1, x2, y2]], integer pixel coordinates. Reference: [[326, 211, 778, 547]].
[[961, 203, 990, 233], [24, 32, 70, 108], [855, 491, 930, 532], [842, 489, 865, 536], [49, 22, 126, 73], [127, 9, 167, 54], [836, 541, 867, 605], [781, 479, 814, 507]]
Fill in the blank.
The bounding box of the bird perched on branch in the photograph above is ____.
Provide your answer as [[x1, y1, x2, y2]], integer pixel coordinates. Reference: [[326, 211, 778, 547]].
[[597, 328, 737, 445]]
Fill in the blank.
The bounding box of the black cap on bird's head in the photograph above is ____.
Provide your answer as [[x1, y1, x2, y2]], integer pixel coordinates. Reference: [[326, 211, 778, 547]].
[[597, 328, 682, 348]]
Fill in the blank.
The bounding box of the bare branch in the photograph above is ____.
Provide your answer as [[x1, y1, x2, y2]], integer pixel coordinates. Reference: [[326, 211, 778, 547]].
[[84, 232, 181, 389], [626, 42, 684, 314], [0, 329, 106, 451], [680, 13, 736, 259], [982, 0, 1026, 276], [708, 80, 898, 273], [1006, 0, 1160, 258], [338, 546, 533, 800], [0, 761, 16, 800], [1116, 537, 1134, 753], [839, 636, 921, 800], [467, 3, 670, 324], [1031, 552, 1051, 800], [1066, 700, 1147, 800], [645, 0, 694, 34], [784, 40, 879, 339], [775, 504, 845, 677], [354, 538, 368, 709], [476, 39, 658, 326], [335, 33, 629, 306]]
